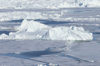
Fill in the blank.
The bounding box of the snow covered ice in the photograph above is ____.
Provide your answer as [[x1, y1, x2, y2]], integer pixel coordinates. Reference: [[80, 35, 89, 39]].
[[0, 0, 100, 66], [0, 19, 93, 40], [0, 0, 100, 9], [49, 26, 93, 40], [18, 19, 50, 32]]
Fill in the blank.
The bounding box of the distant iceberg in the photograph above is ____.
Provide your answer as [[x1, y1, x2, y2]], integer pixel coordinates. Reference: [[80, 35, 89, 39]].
[[0, 19, 93, 40]]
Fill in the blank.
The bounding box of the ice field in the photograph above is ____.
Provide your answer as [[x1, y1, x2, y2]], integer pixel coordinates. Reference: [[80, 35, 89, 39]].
[[0, 0, 100, 9], [0, 8, 100, 66]]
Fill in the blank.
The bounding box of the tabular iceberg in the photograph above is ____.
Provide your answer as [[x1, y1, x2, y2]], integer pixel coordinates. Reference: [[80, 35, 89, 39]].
[[0, 19, 93, 40]]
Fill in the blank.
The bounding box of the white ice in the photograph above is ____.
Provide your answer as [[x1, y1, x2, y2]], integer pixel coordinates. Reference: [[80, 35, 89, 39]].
[[0, 0, 100, 9], [0, 19, 93, 40]]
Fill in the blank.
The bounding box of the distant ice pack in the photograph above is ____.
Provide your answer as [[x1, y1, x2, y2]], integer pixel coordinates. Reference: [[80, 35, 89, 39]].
[[0, 0, 100, 9], [0, 19, 93, 40]]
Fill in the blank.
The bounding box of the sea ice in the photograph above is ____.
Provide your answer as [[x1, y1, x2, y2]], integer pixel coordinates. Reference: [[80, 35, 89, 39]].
[[0, 0, 100, 9], [0, 19, 93, 41], [17, 19, 50, 32], [0, 33, 8, 39], [48, 26, 93, 40]]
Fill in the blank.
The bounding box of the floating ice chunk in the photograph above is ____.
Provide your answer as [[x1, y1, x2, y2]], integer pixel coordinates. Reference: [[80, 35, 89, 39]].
[[9, 30, 49, 40], [0, 19, 93, 41], [48, 26, 93, 40], [0, 33, 9, 39], [18, 19, 50, 32], [36, 63, 59, 66]]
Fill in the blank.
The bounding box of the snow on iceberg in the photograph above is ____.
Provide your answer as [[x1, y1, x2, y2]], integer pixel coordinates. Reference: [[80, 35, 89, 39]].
[[0, 19, 93, 40], [17, 19, 50, 32], [48, 26, 93, 40], [0, 33, 9, 39]]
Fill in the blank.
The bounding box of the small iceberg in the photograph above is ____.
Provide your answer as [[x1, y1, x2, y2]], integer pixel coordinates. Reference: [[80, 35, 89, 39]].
[[17, 19, 50, 32], [0, 19, 93, 41]]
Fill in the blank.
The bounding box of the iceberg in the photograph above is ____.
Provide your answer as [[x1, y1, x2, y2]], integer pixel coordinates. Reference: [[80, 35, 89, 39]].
[[0, 19, 93, 41], [17, 19, 50, 32], [48, 27, 93, 40], [0, 33, 9, 39]]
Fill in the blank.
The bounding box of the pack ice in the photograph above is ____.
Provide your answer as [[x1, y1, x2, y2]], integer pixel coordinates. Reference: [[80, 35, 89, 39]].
[[0, 0, 100, 9], [0, 19, 93, 40]]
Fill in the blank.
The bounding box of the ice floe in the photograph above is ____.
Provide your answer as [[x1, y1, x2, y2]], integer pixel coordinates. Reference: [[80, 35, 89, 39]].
[[0, 19, 93, 40]]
